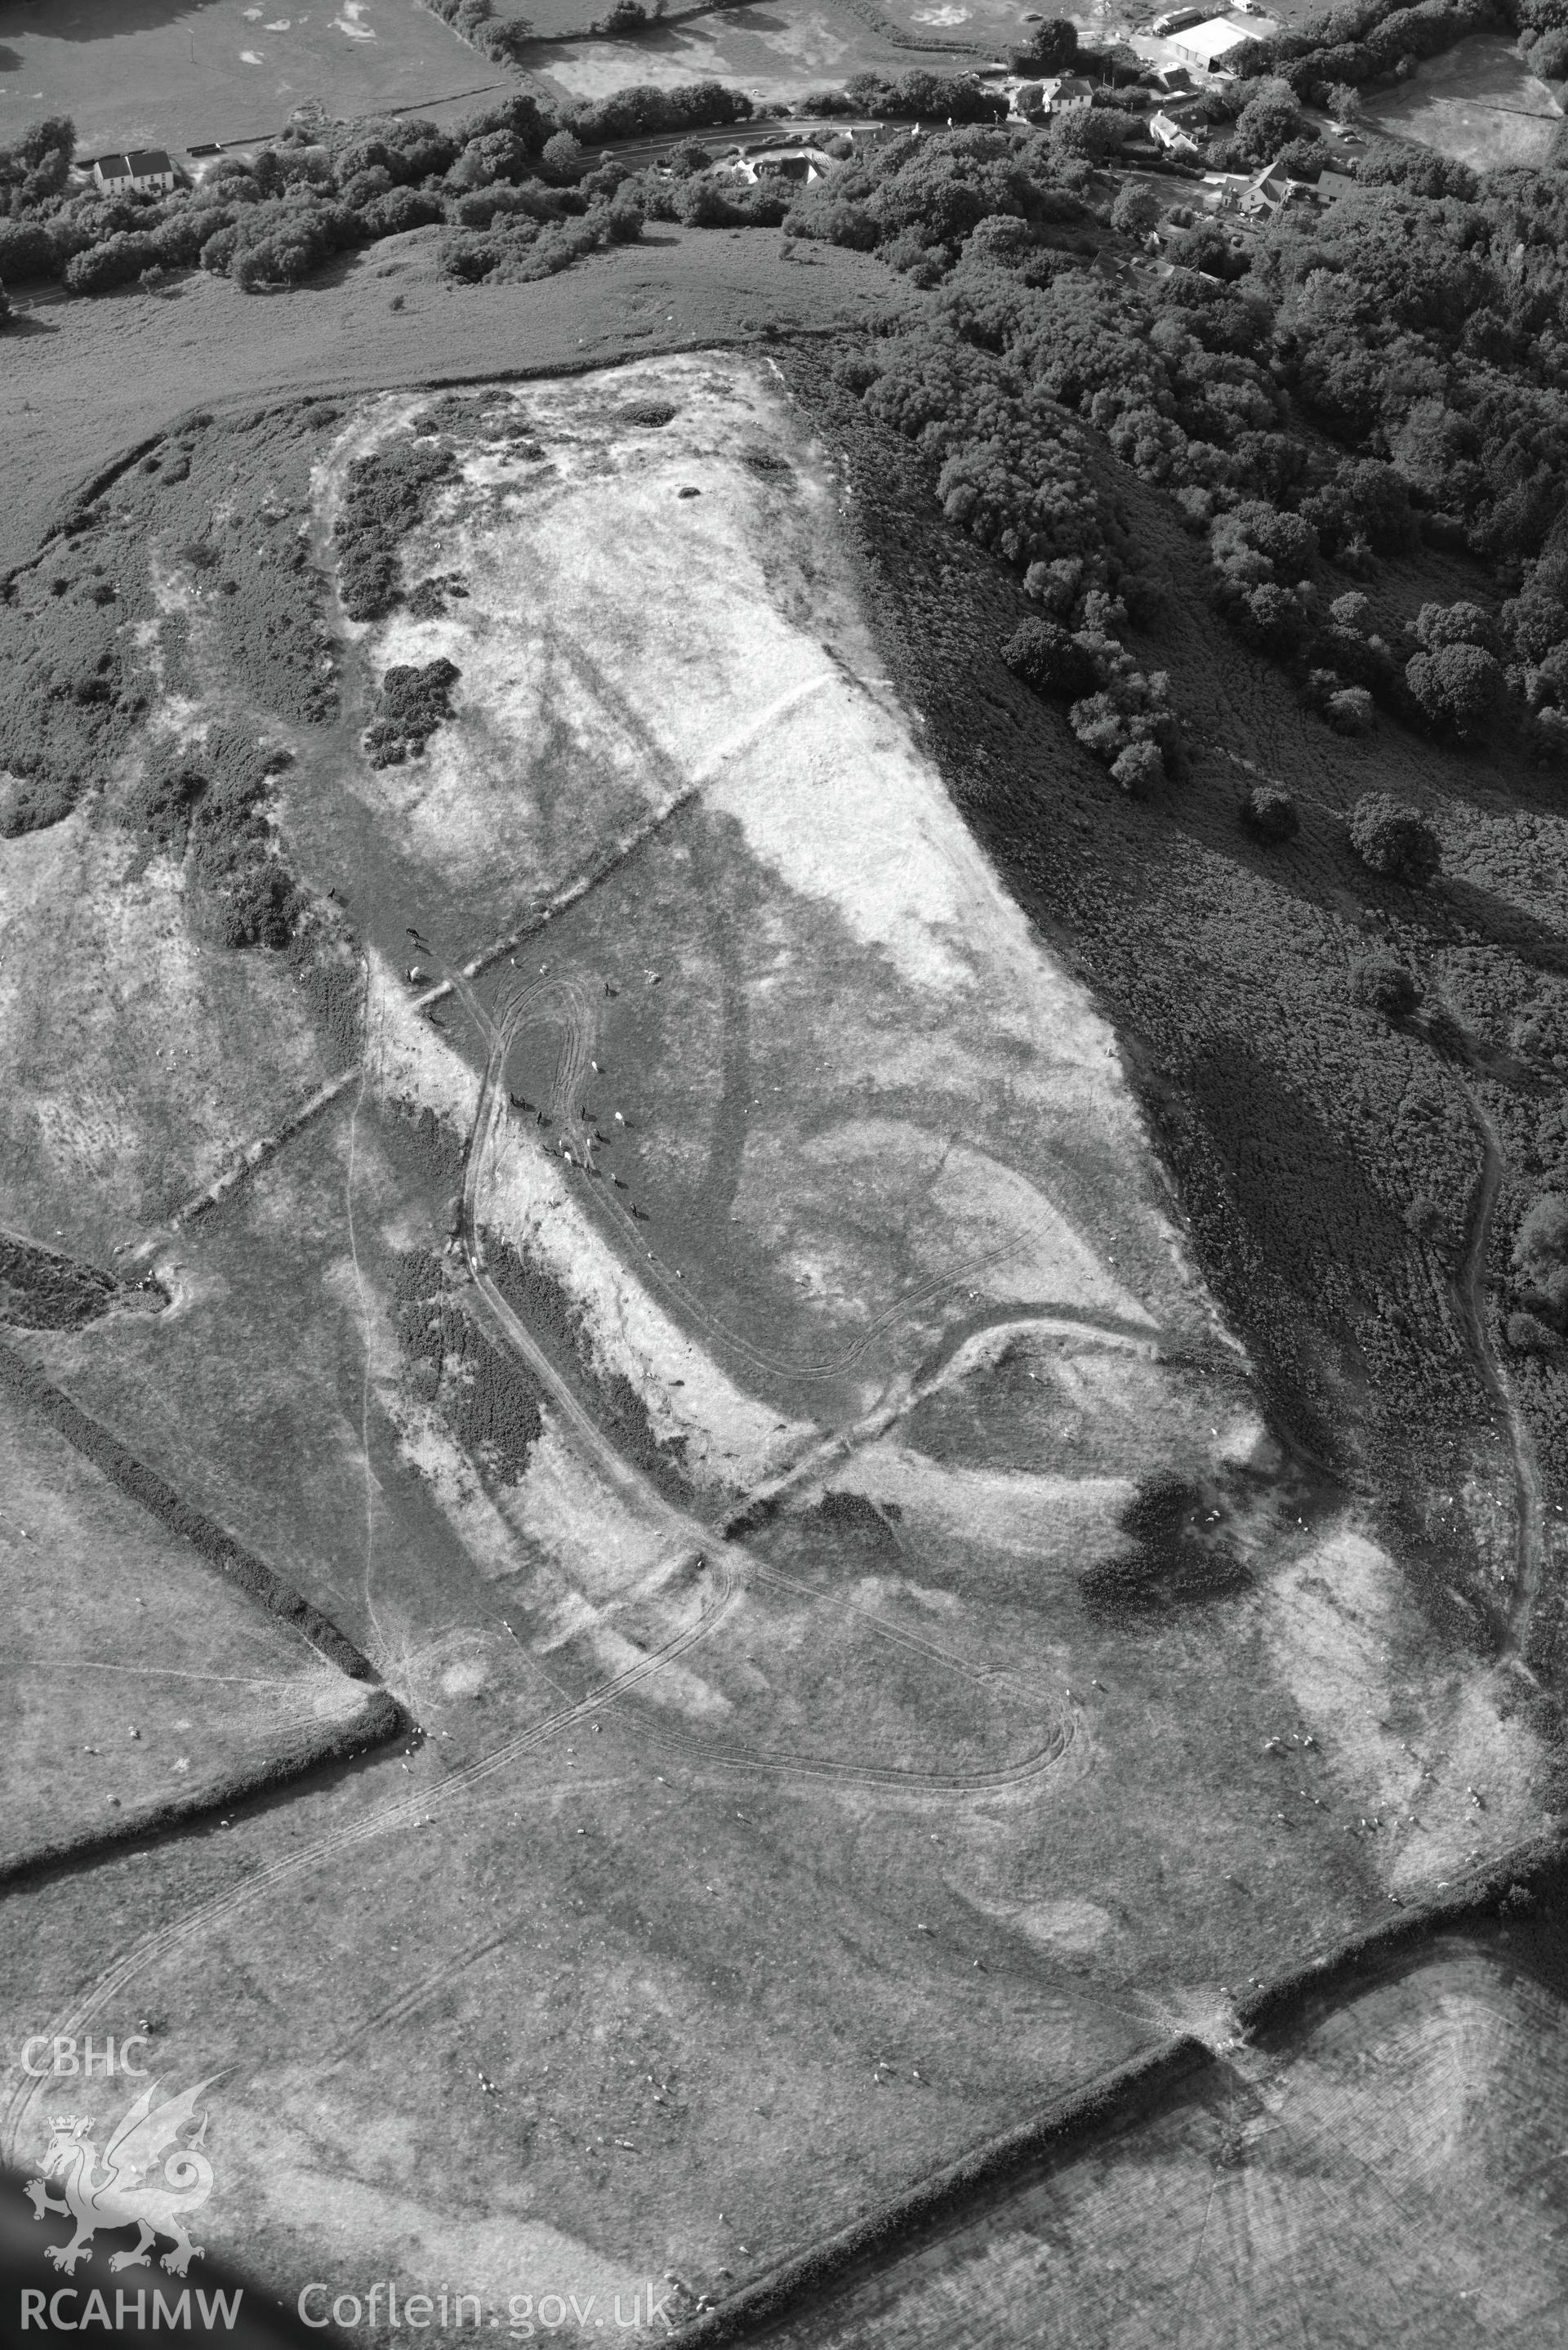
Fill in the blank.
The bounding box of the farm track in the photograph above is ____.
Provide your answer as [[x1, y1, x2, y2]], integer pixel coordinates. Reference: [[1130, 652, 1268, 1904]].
[[464, 964, 1158, 1394], [0, 1551, 741, 2163], [635, 1711, 1075, 1796], [444, 971, 1089, 1786], [127, 1067, 363, 1266], [7, 922, 1111, 2158], [1452, 1081, 1545, 1659]]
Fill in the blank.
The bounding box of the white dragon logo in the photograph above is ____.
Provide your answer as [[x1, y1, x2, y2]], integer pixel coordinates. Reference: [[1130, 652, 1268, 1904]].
[[24, 2079, 217, 2276]]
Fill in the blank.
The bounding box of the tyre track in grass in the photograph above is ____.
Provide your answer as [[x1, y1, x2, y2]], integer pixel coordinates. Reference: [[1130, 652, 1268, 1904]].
[[634, 1548, 1080, 1798], [1450, 1077, 1545, 1661], [465, 963, 1164, 1396], [453, 972, 1087, 1791], [16, 700, 1150, 2146], [1, 1551, 740, 2164], [8, 952, 1092, 2148], [722, 1308, 1165, 1537], [633, 1711, 1076, 1797]]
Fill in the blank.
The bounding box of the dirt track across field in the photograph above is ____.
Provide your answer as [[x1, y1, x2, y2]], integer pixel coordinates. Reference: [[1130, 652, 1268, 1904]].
[[1452, 1081, 1546, 1657]]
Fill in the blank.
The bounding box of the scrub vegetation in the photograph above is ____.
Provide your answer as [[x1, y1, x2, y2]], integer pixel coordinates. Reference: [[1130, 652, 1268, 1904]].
[[0, 1234, 158, 1333]]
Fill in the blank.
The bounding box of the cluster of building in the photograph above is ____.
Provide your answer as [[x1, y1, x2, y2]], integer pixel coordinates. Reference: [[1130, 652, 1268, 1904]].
[[81, 8, 1356, 242]]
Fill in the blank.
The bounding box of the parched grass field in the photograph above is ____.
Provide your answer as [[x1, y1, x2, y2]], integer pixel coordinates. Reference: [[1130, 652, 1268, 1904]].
[[0, 1367, 390, 1877], [525, 2, 985, 107], [0, 806, 327, 1252], [1362, 33, 1565, 171], [756, 1893, 1568, 2349], [0, 0, 998, 155], [0, 350, 1554, 2331], [0, 0, 485, 161]]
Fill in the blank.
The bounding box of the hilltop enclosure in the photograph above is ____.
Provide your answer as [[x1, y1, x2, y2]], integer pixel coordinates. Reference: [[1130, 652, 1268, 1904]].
[[2, 350, 1557, 2325]]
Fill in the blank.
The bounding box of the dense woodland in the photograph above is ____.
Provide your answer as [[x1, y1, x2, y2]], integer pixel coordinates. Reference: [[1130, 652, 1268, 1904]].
[[787, 348, 1568, 1725]]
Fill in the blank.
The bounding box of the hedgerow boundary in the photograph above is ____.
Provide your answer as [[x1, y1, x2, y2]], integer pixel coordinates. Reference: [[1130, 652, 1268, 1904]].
[[817, 0, 989, 59], [0, 1688, 404, 1897], [671, 1830, 1566, 2347], [0, 1339, 383, 1684], [430, 0, 989, 59], [671, 2036, 1212, 2344]]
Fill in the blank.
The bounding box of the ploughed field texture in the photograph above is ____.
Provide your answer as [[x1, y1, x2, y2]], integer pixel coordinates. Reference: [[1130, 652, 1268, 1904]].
[[0, 355, 1559, 2336]]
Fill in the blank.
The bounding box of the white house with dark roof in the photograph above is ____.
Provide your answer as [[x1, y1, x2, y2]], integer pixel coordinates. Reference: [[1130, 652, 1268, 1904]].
[[1239, 159, 1291, 215], [1151, 110, 1202, 155], [92, 149, 176, 194], [1040, 74, 1094, 113]]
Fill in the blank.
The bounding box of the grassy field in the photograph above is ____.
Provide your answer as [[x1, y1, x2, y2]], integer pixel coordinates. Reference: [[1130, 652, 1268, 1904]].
[[0, 345, 1557, 2335], [0, 1363, 393, 1876], [525, 3, 987, 107], [0, 225, 919, 574], [0, 805, 327, 1253], [2, 160, 1566, 2335], [1362, 33, 1565, 171], [0, 0, 1007, 155], [753, 1892, 1568, 2348], [0, 0, 488, 160]]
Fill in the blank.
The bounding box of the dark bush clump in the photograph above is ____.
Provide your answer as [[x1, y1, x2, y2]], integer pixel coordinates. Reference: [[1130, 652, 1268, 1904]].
[[0, 1234, 121, 1332], [1239, 783, 1298, 842], [1009, 16, 1077, 71], [123, 729, 301, 949], [1347, 792, 1441, 887], [64, 231, 159, 295], [336, 441, 457, 621], [1325, 685, 1375, 735], [1001, 617, 1099, 701], [394, 1251, 545, 1482], [423, 0, 535, 66], [1514, 1193, 1568, 1327], [360, 186, 445, 239], [1506, 1308, 1559, 1354], [1405, 642, 1503, 736], [364, 657, 461, 767], [1413, 599, 1499, 656], [1081, 1474, 1251, 1616], [1348, 950, 1419, 1018], [125, 764, 207, 853], [559, 80, 754, 145], [839, 69, 1008, 123]]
